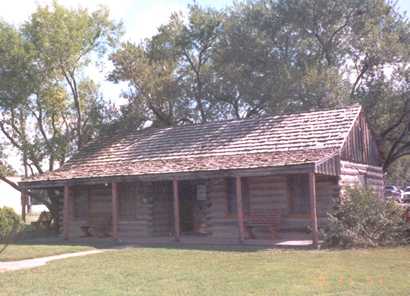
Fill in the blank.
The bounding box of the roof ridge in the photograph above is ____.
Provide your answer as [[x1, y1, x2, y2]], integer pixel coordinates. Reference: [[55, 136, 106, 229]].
[[140, 103, 362, 133]]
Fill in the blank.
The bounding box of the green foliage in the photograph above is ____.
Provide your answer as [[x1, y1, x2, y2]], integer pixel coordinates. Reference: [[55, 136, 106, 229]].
[[387, 156, 410, 187], [1, 0, 410, 178], [0, 207, 21, 242], [0, 148, 16, 176], [0, 1, 122, 231], [110, 4, 224, 126], [323, 187, 410, 248], [0, 1, 123, 174]]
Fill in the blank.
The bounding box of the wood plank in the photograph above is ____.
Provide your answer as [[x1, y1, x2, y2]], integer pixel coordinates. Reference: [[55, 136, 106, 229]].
[[173, 178, 180, 242], [236, 176, 246, 242], [63, 185, 70, 240], [309, 173, 319, 248], [20, 191, 27, 223], [112, 182, 119, 240]]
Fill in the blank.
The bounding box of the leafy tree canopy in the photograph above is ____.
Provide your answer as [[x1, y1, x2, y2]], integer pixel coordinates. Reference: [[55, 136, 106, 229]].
[[111, 0, 410, 172]]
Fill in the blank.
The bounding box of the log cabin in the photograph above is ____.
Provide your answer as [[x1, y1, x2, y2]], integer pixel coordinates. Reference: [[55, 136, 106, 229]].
[[19, 105, 384, 247]]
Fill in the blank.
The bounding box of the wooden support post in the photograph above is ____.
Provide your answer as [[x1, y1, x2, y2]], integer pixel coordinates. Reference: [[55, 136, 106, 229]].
[[173, 178, 180, 242], [21, 191, 27, 223], [63, 185, 70, 240], [112, 182, 119, 240], [309, 172, 319, 248], [236, 176, 246, 242]]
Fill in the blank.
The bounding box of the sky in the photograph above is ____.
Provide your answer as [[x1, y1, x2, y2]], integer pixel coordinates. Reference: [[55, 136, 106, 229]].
[[0, 0, 234, 104], [0, 0, 409, 173]]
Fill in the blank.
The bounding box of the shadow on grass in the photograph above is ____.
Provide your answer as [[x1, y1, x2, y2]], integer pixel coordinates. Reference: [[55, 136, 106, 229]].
[[9, 235, 297, 253], [11, 236, 120, 250]]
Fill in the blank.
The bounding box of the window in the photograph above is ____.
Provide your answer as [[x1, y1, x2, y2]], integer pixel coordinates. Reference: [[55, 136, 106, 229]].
[[119, 185, 137, 220], [288, 175, 310, 215], [226, 178, 249, 215], [73, 190, 88, 220]]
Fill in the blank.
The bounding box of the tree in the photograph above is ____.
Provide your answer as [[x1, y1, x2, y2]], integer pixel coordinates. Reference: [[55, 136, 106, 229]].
[[110, 4, 224, 126], [0, 1, 122, 229], [111, 0, 410, 171]]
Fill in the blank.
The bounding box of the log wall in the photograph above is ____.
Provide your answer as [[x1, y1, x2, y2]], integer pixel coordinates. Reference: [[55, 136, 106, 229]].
[[207, 178, 238, 240], [207, 175, 338, 240], [60, 175, 339, 241], [339, 160, 384, 197], [118, 182, 151, 240], [340, 112, 381, 166], [151, 181, 174, 237]]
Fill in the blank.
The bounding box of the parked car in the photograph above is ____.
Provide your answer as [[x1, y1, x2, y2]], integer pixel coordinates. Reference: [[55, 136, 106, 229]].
[[401, 186, 410, 204], [384, 185, 403, 203]]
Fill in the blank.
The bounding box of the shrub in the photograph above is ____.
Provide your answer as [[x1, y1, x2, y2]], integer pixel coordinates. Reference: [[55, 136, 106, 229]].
[[323, 187, 410, 248], [0, 207, 21, 242]]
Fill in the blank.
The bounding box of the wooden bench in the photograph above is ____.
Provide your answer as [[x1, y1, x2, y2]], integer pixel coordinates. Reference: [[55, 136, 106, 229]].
[[245, 209, 281, 239], [81, 215, 112, 238]]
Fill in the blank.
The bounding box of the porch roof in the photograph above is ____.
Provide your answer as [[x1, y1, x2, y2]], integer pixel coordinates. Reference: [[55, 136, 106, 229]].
[[21, 105, 360, 188]]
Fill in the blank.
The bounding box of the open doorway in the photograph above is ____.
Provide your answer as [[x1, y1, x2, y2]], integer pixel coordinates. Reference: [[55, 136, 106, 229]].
[[179, 180, 195, 234], [178, 180, 210, 236]]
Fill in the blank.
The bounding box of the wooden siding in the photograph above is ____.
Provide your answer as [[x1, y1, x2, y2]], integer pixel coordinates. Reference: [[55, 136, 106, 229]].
[[339, 161, 384, 196], [340, 112, 381, 166], [60, 185, 112, 238], [151, 181, 174, 237], [207, 175, 338, 240], [315, 154, 340, 176], [119, 182, 155, 239], [207, 178, 238, 240]]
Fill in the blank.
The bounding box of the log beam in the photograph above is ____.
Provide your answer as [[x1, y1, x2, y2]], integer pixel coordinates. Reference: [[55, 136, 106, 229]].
[[20, 191, 27, 222], [173, 178, 180, 242], [309, 172, 319, 248], [236, 176, 246, 242], [112, 182, 119, 240], [63, 185, 70, 240]]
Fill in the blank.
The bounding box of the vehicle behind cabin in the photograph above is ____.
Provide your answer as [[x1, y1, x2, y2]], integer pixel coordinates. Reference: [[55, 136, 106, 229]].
[[384, 185, 403, 203]]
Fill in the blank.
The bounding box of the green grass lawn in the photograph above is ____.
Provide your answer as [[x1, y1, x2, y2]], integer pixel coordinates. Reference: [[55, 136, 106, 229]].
[[0, 246, 409, 295]]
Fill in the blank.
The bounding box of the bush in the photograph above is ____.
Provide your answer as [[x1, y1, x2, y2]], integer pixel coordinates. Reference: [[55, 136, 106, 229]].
[[0, 207, 22, 242], [323, 187, 410, 248]]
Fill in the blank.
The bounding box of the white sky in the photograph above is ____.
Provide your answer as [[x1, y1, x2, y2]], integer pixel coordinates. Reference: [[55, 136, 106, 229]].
[[0, 0, 409, 173]]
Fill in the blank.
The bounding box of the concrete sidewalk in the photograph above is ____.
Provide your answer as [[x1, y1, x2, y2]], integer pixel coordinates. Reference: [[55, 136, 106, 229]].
[[0, 249, 111, 272]]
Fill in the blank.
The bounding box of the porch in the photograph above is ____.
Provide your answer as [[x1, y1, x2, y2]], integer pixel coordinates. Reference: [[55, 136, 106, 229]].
[[44, 167, 338, 249]]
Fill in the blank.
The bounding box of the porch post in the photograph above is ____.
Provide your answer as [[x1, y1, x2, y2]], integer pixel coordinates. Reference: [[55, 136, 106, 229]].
[[236, 176, 246, 242], [63, 184, 70, 240], [112, 182, 119, 240], [309, 172, 319, 248], [20, 190, 27, 223], [173, 178, 180, 242]]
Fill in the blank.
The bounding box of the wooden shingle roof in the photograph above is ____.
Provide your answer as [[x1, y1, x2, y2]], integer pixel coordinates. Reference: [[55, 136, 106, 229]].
[[23, 105, 361, 184]]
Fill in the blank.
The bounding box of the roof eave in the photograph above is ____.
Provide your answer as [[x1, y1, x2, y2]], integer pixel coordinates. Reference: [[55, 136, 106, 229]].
[[20, 162, 317, 190]]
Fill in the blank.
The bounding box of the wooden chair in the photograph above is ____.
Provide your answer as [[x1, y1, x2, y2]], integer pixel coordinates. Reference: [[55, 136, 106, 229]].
[[31, 211, 53, 230], [244, 209, 281, 240]]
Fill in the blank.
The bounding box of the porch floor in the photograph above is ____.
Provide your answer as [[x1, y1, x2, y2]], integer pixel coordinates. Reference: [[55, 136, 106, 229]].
[[115, 235, 319, 249]]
